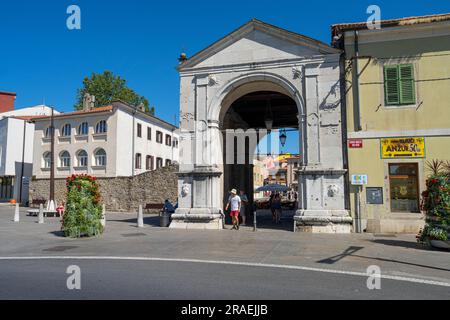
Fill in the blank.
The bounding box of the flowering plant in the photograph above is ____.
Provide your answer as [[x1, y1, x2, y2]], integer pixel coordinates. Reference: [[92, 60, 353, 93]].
[[417, 172, 450, 244], [62, 174, 103, 238]]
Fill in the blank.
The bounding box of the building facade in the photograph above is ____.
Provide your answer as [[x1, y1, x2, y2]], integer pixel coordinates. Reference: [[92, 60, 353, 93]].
[[333, 13, 450, 233], [172, 19, 351, 232], [0, 102, 56, 204], [32, 101, 179, 180], [0, 117, 34, 203]]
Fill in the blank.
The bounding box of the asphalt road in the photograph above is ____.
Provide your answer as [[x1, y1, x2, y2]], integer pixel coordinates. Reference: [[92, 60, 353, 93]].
[[0, 258, 448, 300]]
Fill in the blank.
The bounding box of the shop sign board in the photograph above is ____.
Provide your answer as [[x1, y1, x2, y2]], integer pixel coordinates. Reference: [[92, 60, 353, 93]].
[[381, 137, 425, 159]]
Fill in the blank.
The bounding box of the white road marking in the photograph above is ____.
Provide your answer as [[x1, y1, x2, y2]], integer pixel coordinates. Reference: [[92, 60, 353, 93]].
[[0, 256, 449, 287]]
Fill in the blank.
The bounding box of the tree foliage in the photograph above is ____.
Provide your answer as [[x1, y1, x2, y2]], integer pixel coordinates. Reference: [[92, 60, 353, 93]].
[[75, 71, 155, 114]]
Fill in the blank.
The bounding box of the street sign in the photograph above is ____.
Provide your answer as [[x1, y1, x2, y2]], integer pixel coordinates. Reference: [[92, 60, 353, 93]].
[[349, 139, 363, 148], [351, 174, 368, 185]]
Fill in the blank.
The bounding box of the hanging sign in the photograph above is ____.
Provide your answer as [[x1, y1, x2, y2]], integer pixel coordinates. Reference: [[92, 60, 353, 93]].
[[381, 137, 425, 159]]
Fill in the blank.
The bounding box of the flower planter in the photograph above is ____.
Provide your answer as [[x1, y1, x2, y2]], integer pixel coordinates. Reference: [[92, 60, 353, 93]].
[[430, 240, 450, 250]]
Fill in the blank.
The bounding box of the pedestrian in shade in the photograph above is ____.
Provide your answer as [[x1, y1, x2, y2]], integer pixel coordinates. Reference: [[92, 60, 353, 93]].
[[225, 189, 241, 230]]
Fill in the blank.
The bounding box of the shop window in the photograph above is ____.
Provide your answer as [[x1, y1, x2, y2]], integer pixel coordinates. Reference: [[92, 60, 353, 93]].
[[389, 163, 419, 213]]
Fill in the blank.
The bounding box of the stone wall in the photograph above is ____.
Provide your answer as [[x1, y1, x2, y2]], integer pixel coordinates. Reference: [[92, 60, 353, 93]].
[[29, 164, 179, 212]]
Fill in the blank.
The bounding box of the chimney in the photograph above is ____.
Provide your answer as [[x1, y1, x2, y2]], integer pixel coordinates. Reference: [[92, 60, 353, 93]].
[[138, 103, 145, 112], [82, 93, 95, 111], [0, 91, 16, 113]]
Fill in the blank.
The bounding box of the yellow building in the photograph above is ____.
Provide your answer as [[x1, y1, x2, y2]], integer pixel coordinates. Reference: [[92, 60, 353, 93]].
[[332, 13, 450, 233]]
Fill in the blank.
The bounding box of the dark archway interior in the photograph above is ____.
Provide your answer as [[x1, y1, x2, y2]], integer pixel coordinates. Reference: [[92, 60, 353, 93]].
[[222, 91, 299, 227], [223, 91, 298, 129]]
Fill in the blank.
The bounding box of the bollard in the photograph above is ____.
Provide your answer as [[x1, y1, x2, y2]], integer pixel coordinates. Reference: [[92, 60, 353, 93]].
[[38, 204, 44, 224], [253, 210, 257, 232], [14, 203, 20, 222], [137, 205, 144, 228], [101, 204, 106, 227]]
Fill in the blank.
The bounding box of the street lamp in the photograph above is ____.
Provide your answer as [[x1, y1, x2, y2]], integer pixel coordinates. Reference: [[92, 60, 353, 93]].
[[279, 129, 287, 147]]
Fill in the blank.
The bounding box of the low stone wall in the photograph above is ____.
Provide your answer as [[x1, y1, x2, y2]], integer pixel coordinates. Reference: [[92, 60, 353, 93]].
[[29, 165, 179, 212]]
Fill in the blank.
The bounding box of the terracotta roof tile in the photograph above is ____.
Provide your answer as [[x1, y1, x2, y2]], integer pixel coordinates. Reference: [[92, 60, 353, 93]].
[[31, 105, 113, 121], [332, 12, 450, 34]]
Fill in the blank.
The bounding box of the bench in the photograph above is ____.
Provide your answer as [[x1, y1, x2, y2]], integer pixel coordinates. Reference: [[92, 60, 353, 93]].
[[144, 203, 165, 214], [27, 209, 61, 217], [31, 199, 46, 208]]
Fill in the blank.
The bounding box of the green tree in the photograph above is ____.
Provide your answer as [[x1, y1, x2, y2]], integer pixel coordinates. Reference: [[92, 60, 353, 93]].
[[75, 71, 155, 114]]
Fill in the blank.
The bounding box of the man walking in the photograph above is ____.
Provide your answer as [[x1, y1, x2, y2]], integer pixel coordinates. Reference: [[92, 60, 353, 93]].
[[225, 189, 241, 230]]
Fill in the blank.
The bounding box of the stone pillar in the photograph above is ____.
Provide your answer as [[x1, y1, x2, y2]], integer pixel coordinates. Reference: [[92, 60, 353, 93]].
[[294, 65, 352, 233]]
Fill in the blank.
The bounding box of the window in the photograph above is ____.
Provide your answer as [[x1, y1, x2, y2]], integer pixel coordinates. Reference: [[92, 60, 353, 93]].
[[146, 155, 154, 170], [165, 134, 172, 146], [44, 127, 52, 138], [135, 153, 142, 169], [147, 127, 152, 140], [384, 64, 415, 106], [61, 124, 71, 137], [156, 157, 163, 169], [156, 131, 163, 144], [60, 151, 71, 168], [137, 123, 142, 138], [43, 152, 51, 168], [165, 159, 171, 167], [172, 138, 178, 148], [94, 148, 107, 167], [78, 122, 88, 136], [76, 150, 88, 167], [389, 163, 419, 213], [95, 120, 107, 134]]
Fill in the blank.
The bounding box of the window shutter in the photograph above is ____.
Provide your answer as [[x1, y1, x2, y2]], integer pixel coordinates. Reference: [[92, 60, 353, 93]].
[[384, 66, 399, 105], [399, 64, 415, 104]]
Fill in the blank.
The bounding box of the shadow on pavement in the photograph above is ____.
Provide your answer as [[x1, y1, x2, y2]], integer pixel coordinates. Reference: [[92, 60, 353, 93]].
[[318, 245, 450, 272]]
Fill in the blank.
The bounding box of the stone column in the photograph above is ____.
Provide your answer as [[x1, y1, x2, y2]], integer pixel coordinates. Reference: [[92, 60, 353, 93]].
[[294, 64, 352, 233]]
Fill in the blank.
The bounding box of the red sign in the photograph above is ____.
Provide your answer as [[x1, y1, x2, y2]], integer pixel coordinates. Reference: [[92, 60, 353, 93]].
[[348, 139, 363, 148]]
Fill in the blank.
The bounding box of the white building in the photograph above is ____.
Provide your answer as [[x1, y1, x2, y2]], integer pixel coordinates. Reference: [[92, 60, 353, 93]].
[[0, 104, 56, 203], [0, 117, 34, 203], [32, 100, 179, 179]]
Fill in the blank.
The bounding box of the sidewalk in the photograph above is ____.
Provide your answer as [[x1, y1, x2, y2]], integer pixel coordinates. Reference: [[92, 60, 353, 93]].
[[0, 206, 449, 285]]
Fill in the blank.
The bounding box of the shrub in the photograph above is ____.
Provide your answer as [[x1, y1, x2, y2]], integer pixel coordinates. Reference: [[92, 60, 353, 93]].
[[62, 174, 103, 238]]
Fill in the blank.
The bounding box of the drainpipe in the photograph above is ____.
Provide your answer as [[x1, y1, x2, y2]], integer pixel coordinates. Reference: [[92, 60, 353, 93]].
[[132, 106, 137, 177], [339, 35, 351, 212], [353, 30, 362, 131]]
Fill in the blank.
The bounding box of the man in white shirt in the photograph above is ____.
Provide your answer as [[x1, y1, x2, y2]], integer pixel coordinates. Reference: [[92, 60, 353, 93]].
[[225, 188, 241, 230]]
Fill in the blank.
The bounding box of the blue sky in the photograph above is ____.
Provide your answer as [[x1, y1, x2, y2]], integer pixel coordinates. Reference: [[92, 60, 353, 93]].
[[1, 0, 449, 153]]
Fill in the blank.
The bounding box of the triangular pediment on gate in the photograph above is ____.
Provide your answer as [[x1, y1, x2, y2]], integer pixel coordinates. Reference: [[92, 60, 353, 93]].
[[178, 19, 341, 70]]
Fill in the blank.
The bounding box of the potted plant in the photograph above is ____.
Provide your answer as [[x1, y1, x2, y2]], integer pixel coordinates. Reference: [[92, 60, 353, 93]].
[[62, 174, 104, 238], [417, 160, 450, 249]]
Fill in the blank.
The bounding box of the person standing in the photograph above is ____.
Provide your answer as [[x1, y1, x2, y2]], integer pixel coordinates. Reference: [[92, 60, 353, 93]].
[[272, 192, 282, 224], [239, 190, 249, 226], [225, 189, 241, 230]]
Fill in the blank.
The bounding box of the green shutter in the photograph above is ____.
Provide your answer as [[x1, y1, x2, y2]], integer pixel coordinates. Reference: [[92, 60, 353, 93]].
[[399, 64, 415, 104], [384, 66, 399, 105]]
